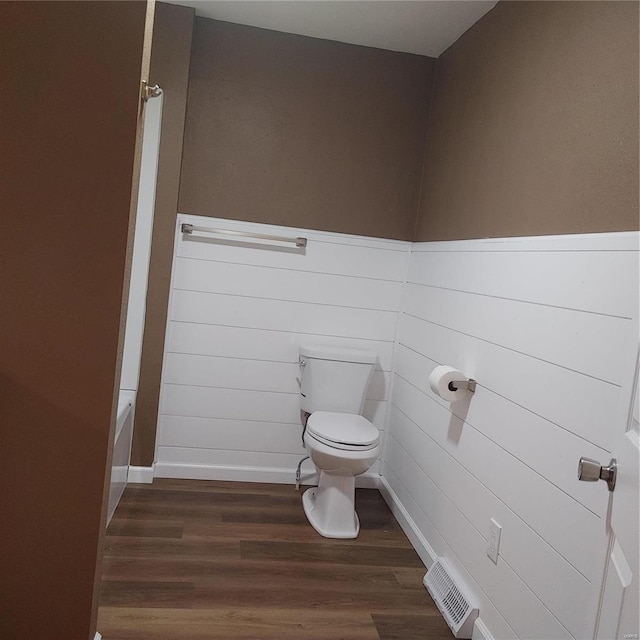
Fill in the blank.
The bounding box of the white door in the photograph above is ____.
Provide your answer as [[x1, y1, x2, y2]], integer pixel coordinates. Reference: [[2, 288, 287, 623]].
[[592, 350, 640, 639], [120, 92, 163, 392]]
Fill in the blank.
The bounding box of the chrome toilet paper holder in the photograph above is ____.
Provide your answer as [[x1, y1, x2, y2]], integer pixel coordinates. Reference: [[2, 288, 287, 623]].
[[448, 378, 477, 394]]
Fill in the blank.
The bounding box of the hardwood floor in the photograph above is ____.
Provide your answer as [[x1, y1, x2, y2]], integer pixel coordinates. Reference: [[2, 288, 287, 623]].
[[98, 479, 453, 640]]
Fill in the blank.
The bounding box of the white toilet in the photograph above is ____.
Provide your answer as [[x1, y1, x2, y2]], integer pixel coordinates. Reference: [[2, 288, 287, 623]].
[[299, 346, 380, 539]]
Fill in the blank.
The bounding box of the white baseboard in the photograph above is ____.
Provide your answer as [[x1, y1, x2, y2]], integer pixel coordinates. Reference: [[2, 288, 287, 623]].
[[378, 475, 437, 569], [127, 464, 155, 484], [472, 618, 495, 640], [153, 462, 380, 489]]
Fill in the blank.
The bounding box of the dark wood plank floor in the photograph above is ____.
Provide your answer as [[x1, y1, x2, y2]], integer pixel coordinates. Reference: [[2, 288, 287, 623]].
[[98, 479, 453, 640]]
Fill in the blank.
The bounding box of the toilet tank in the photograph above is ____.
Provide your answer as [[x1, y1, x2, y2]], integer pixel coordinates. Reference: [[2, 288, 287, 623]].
[[299, 346, 376, 414]]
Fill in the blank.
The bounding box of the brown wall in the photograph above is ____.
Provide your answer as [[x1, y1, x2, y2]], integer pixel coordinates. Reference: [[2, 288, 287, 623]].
[[133, 2, 194, 467], [132, 16, 434, 466], [0, 2, 148, 638], [415, 0, 640, 241], [179, 19, 435, 240]]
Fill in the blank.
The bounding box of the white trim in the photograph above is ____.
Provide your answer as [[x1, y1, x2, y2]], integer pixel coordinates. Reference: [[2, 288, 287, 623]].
[[412, 230, 639, 253], [153, 461, 380, 488], [471, 618, 495, 640], [378, 475, 437, 569], [127, 464, 155, 484], [120, 94, 163, 392], [379, 243, 412, 480], [378, 476, 437, 569]]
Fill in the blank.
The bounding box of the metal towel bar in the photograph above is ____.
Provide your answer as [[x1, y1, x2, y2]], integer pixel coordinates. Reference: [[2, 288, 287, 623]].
[[181, 223, 307, 248]]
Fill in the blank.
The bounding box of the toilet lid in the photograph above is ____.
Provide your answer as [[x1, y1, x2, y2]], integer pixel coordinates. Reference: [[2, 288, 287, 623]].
[[307, 411, 379, 447]]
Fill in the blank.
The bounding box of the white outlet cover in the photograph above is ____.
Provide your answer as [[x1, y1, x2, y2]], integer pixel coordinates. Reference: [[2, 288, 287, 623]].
[[487, 518, 502, 564]]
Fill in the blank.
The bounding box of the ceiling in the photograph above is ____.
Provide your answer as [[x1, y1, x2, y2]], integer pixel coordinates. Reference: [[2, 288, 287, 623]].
[[167, 1, 498, 58]]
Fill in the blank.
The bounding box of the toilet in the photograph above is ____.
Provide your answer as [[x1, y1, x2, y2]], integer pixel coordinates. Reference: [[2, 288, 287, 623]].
[[299, 345, 380, 539]]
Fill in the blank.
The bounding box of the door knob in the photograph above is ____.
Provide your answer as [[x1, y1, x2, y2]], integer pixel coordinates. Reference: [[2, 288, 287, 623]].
[[578, 457, 617, 491]]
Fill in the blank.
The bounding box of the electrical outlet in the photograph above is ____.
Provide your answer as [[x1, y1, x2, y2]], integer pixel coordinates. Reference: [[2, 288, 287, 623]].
[[487, 518, 502, 564]]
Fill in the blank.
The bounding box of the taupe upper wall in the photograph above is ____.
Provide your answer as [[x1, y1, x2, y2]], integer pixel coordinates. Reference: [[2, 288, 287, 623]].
[[415, 0, 639, 242], [178, 19, 435, 241]]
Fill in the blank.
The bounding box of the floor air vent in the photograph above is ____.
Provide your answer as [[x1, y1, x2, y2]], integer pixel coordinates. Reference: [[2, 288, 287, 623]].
[[423, 558, 478, 639]]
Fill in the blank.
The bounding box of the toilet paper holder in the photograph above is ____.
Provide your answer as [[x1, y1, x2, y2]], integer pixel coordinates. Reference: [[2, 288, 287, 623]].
[[448, 378, 477, 394]]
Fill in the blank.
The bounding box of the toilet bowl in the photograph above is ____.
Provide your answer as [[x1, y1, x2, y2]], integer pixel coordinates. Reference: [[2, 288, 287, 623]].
[[298, 345, 380, 539], [302, 411, 380, 539]]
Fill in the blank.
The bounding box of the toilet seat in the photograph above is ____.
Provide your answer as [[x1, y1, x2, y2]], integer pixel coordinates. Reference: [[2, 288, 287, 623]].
[[307, 411, 379, 451]]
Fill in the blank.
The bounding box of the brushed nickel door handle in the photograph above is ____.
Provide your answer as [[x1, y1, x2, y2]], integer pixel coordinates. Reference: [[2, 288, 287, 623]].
[[578, 457, 617, 491]]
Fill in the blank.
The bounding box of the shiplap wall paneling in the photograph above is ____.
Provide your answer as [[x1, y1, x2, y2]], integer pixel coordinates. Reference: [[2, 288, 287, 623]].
[[385, 233, 639, 640], [156, 214, 409, 483]]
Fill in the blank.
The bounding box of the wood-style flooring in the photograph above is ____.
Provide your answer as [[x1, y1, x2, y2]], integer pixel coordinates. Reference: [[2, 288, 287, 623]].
[[98, 478, 453, 640]]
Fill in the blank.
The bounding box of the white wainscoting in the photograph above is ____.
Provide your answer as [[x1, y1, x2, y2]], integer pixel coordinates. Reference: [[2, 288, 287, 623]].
[[384, 232, 639, 640], [152, 219, 638, 639], [155, 214, 409, 485]]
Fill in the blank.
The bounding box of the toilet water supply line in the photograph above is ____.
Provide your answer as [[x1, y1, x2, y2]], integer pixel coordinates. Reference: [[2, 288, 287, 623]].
[[295, 357, 312, 490], [295, 454, 310, 491], [295, 409, 310, 490]]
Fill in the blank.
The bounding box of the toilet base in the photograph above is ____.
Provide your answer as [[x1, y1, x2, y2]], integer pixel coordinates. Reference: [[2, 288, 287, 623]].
[[302, 473, 360, 539]]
